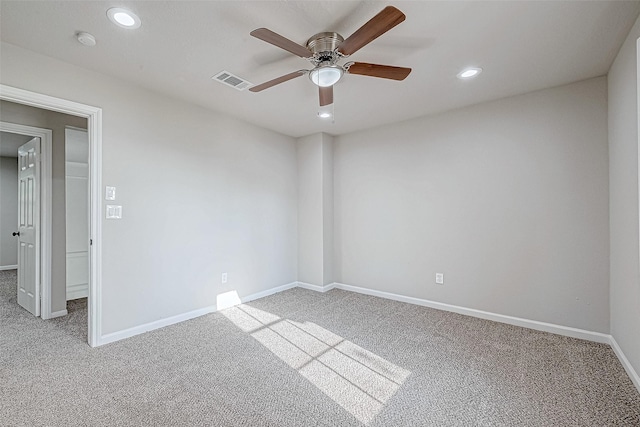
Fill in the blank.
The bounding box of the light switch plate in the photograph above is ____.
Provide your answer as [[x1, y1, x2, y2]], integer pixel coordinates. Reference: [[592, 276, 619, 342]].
[[105, 186, 116, 200], [106, 205, 122, 219]]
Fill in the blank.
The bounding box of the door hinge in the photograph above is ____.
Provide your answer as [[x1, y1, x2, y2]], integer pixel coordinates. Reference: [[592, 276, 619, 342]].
[[90, 239, 93, 246]]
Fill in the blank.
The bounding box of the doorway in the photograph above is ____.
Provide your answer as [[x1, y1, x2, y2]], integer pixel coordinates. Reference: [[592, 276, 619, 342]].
[[0, 84, 103, 347], [0, 124, 53, 318]]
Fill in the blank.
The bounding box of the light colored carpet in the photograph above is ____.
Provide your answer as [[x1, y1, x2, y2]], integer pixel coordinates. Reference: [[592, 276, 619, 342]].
[[1, 269, 639, 426]]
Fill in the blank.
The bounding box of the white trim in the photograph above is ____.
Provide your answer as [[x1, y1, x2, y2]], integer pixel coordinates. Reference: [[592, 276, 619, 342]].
[[88, 109, 102, 348], [240, 282, 298, 303], [326, 282, 611, 344], [65, 125, 87, 133], [97, 282, 298, 346], [0, 265, 18, 271], [610, 336, 640, 393], [49, 309, 68, 319], [296, 281, 336, 293], [0, 122, 52, 320], [99, 304, 218, 346], [637, 37, 640, 276], [1, 84, 103, 347], [66, 286, 88, 301]]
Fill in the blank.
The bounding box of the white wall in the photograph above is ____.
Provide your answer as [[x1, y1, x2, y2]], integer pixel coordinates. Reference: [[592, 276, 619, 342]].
[[609, 15, 640, 378], [0, 42, 298, 335], [322, 134, 334, 285], [0, 156, 18, 267], [297, 133, 334, 287], [334, 77, 609, 333], [297, 134, 324, 286]]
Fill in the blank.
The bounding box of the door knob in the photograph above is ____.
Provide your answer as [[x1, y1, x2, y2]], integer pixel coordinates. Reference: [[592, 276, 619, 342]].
[[12, 232, 19, 236]]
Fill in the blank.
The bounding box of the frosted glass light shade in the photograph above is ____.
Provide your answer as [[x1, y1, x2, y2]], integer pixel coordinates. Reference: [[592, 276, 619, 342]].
[[309, 66, 343, 87]]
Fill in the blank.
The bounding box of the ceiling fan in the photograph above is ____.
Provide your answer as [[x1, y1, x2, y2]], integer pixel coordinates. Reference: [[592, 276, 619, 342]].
[[249, 6, 412, 108]]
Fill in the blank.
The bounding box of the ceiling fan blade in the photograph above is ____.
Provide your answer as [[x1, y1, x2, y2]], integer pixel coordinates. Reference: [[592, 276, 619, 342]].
[[347, 62, 411, 80], [337, 6, 406, 56], [249, 70, 306, 92], [250, 28, 312, 58], [319, 86, 333, 106]]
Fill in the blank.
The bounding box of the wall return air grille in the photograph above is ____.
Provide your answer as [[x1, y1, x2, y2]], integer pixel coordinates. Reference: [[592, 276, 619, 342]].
[[212, 70, 253, 91]]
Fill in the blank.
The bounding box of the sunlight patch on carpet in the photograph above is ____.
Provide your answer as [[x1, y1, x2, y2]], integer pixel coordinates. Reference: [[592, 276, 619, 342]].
[[222, 304, 411, 425]]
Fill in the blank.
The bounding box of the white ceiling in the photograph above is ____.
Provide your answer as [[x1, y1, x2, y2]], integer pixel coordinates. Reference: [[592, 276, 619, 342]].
[[0, 132, 32, 157], [1, 1, 639, 137]]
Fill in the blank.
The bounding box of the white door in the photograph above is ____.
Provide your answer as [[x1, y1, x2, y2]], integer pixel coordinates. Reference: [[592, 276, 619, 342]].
[[16, 137, 40, 316]]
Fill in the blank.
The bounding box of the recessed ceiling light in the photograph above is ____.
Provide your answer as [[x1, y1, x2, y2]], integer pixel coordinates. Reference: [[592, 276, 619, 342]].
[[457, 67, 482, 79], [107, 8, 141, 29], [318, 112, 332, 119]]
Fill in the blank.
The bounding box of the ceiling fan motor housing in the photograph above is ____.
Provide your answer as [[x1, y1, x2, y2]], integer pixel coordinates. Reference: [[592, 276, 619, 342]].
[[306, 32, 344, 65]]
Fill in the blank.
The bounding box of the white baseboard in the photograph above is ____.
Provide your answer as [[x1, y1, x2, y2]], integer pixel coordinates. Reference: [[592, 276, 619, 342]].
[[296, 281, 336, 293], [99, 304, 218, 346], [610, 336, 640, 393], [328, 282, 611, 344], [0, 265, 17, 271], [49, 309, 68, 318], [97, 282, 298, 346], [66, 287, 88, 301], [241, 282, 298, 303]]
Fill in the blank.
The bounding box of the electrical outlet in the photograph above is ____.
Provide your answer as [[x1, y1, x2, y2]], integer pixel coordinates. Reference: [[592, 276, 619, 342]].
[[221, 273, 228, 284], [105, 205, 122, 219], [435, 273, 444, 285]]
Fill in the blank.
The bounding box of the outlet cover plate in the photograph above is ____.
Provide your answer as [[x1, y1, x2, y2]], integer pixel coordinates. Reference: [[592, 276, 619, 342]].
[[106, 205, 122, 219]]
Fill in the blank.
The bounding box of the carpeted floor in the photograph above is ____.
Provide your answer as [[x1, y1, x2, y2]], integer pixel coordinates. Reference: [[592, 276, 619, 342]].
[[1, 269, 639, 426]]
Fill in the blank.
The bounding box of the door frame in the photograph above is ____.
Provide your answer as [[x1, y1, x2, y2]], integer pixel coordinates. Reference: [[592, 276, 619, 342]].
[[0, 122, 52, 318], [0, 84, 103, 348], [637, 37, 640, 275]]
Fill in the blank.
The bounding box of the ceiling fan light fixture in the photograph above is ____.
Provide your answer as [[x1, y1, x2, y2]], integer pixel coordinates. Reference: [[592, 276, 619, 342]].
[[457, 67, 482, 79], [309, 65, 343, 87]]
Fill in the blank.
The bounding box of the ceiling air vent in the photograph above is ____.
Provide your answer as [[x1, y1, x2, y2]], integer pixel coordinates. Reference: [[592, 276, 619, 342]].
[[212, 70, 253, 91]]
